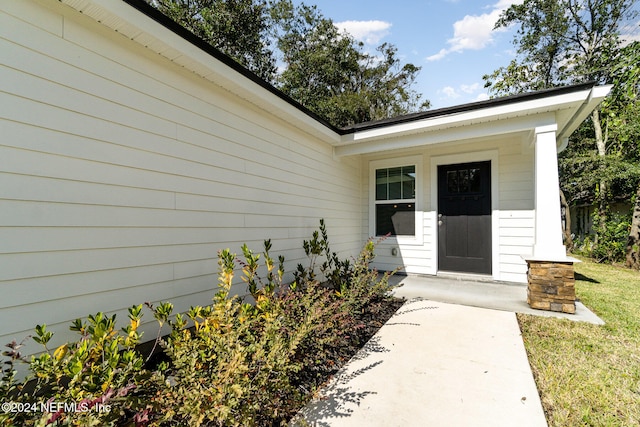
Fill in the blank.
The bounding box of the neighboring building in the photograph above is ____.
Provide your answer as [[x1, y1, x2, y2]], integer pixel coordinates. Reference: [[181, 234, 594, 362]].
[[570, 202, 632, 239], [0, 0, 610, 351]]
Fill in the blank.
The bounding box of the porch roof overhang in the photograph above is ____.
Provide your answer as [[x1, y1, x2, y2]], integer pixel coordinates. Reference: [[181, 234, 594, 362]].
[[60, 0, 611, 155], [335, 83, 612, 157]]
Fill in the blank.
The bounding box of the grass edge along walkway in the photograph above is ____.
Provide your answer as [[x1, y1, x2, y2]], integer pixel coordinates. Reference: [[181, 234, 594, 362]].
[[518, 258, 640, 427]]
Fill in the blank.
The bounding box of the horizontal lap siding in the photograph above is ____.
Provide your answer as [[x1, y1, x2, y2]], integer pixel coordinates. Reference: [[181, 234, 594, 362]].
[[0, 1, 362, 350], [498, 141, 534, 282], [370, 213, 436, 275]]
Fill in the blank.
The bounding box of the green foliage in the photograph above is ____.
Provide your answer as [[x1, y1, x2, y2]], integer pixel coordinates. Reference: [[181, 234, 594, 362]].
[[0, 306, 151, 426], [336, 239, 395, 314], [141, 221, 397, 426], [1, 221, 399, 426], [140, 248, 308, 426], [560, 147, 640, 206], [0, 338, 27, 407], [294, 218, 354, 291], [149, 0, 429, 128], [484, 0, 638, 94], [275, 2, 429, 127], [150, 0, 277, 81], [240, 239, 285, 298], [574, 211, 631, 263]]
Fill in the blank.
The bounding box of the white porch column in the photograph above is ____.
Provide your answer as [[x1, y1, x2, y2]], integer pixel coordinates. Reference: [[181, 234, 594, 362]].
[[532, 124, 567, 260]]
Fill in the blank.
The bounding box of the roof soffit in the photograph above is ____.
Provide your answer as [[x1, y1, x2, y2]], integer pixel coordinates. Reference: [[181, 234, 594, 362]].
[[341, 90, 591, 145]]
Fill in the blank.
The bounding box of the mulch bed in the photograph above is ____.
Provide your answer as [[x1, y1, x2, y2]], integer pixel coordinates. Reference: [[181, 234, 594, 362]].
[[285, 296, 405, 420], [140, 296, 406, 426]]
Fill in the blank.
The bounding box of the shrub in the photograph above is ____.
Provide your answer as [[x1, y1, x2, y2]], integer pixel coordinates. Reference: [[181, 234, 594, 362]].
[[576, 211, 631, 264], [294, 218, 353, 291], [141, 247, 312, 426], [0, 306, 153, 426], [1, 220, 399, 427]]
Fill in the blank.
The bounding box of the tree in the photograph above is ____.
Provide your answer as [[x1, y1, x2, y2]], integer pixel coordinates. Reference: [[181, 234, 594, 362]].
[[274, 2, 429, 127], [149, 0, 277, 81], [484, 0, 639, 261], [607, 42, 640, 268], [148, 1, 429, 128], [150, 1, 430, 128]]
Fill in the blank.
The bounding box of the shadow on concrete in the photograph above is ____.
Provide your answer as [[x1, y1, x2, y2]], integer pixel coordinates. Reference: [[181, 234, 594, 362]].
[[292, 360, 383, 426], [292, 303, 433, 426]]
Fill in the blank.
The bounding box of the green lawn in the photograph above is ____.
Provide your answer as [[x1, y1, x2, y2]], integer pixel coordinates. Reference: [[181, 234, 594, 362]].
[[518, 258, 640, 427]]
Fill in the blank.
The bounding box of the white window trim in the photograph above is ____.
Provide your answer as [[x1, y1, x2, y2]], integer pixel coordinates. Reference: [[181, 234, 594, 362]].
[[430, 150, 500, 279], [369, 155, 424, 246]]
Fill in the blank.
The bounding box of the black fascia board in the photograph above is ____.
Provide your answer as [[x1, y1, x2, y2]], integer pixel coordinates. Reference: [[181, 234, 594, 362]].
[[340, 81, 597, 133], [121, 1, 595, 138], [121, 0, 343, 134]]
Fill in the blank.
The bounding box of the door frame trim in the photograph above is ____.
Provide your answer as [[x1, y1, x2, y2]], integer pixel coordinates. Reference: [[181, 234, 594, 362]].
[[430, 150, 500, 280]]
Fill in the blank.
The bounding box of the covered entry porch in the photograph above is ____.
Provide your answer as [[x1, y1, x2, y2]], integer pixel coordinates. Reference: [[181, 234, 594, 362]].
[[334, 83, 611, 284]]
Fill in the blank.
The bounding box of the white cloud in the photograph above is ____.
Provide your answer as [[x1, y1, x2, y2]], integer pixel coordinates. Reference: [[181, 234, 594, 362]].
[[460, 83, 480, 94], [473, 92, 490, 102], [426, 48, 449, 62], [438, 82, 487, 103], [335, 20, 392, 45], [426, 0, 523, 61], [621, 31, 640, 45], [441, 86, 460, 99], [493, 0, 520, 8]]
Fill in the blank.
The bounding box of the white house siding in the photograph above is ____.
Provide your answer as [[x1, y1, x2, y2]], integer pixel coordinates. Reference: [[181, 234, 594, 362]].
[[497, 138, 535, 283], [0, 1, 362, 352], [363, 135, 534, 283]]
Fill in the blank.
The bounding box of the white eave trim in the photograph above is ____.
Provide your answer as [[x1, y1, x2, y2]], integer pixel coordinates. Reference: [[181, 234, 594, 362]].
[[556, 84, 613, 150]]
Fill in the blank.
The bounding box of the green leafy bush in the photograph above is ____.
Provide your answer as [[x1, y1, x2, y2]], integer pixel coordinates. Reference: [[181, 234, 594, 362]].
[[139, 247, 311, 426], [576, 211, 631, 264], [294, 218, 353, 291], [1, 220, 398, 427], [0, 306, 152, 426]]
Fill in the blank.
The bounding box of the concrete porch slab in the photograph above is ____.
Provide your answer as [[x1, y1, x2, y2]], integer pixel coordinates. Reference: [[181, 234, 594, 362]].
[[390, 274, 604, 325]]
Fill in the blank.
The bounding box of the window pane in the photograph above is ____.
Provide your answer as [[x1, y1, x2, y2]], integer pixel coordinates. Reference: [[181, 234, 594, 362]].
[[459, 169, 470, 192], [469, 168, 481, 192], [402, 166, 415, 199], [376, 169, 387, 200], [388, 167, 402, 199], [447, 170, 458, 193], [376, 203, 415, 236]]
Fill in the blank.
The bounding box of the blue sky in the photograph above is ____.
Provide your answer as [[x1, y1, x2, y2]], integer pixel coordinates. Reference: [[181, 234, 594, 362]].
[[293, 0, 524, 109]]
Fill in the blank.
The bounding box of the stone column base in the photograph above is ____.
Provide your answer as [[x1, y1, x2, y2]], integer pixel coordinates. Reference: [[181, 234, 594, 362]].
[[525, 259, 576, 314]]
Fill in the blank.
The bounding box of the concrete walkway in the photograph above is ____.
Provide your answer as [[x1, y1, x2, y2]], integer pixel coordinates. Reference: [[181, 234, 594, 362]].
[[391, 274, 603, 325], [294, 276, 604, 426]]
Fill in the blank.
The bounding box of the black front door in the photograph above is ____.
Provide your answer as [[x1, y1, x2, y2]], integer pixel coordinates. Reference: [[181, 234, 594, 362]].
[[438, 161, 491, 274]]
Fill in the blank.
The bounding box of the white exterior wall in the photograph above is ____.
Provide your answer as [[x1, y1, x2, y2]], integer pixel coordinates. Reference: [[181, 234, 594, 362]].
[[0, 1, 362, 350], [363, 135, 534, 283]]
